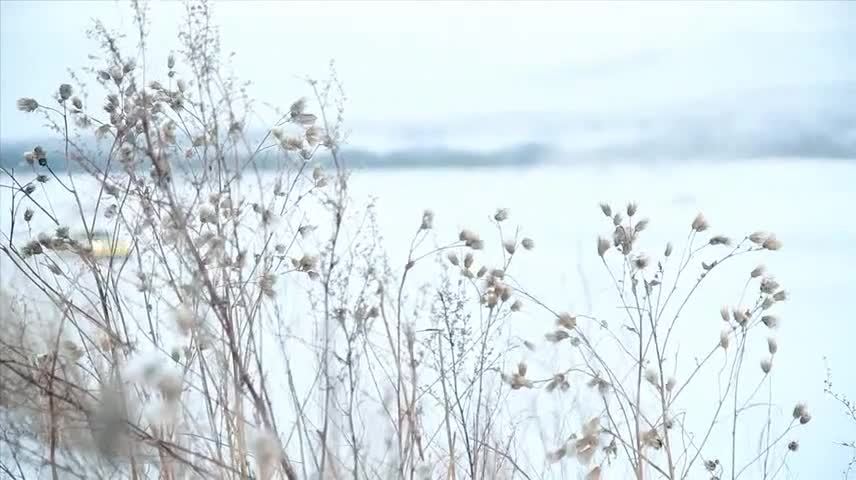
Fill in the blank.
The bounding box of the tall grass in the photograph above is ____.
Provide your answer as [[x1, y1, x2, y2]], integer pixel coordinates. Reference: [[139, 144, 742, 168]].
[[0, 2, 811, 479]]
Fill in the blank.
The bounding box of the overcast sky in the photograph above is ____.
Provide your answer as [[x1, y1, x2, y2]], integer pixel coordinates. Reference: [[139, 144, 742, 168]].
[[1, 1, 854, 145]]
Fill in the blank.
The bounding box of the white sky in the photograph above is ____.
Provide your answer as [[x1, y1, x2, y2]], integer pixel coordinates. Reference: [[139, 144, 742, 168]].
[[1, 1, 854, 142]]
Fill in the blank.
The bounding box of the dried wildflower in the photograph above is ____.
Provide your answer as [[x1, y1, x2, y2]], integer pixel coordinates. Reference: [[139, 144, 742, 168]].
[[761, 315, 778, 328], [633, 254, 650, 270], [17, 97, 39, 112], [599, 202, 612, 217], [545, 330, 570, 343], [799, 412, 811, 424], [720, 306, 730, 322], [70, 96, 83, 110], [612, 213, 623, 226], [792, 403, 808, 420], [23, 151, 35, 165], [494, 208, 510, 222], [521, 237, 535, 250], [260, 272, 277, 298], [546, 445, 567, 463], [597, 236, 610, 257], [446, 252, 459, 266], [719, 330, 730, 349], [665, 376, 676, 392], [692, 213, 709, 232], [419, 209, 434, 230], [788, 440, 799, 451], [110, 66, 124, 84], [773, 290, 788, 302], [58, 84, 73, 101], [664, 241, 673, 257], [290, 97, 306, 116], [33, 145, 46, 161], [763, 235, 783, 251], [199, 205, 217, 224], [174, 304, 197, 335], [634, 218, 649, 232], [760, 277, 780, 294], [760, 358, 772, 374], [761, 296, 775, 310], [459, 229, 478, 243], [557, 312, 577, 330], [469, 239, 484, 250], [23, 208, 34, 222], [510, 299, 523, 312], [503, 239, 516, 255], [626, 202, 638, 217], [767, 337, 778, 355], [705, 459, 718, 472], [733, 308, 748, 327], [476, 266, 487, 278], [709, 235, 731, 246], [644, 368, 659, 386], [642, 429, 663, 449], [464, 252, 474, 269], [158, 371, 182, 402], [749, 231, 769, 244], [23, 183, 36, 195], [305, 125, 322, 146]]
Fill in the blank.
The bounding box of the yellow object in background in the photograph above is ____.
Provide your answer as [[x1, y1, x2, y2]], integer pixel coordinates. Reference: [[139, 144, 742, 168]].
[[90, 238, 131, 258]]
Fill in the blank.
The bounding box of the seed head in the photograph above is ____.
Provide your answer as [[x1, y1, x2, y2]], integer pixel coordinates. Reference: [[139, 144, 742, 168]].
[[420, 209, 434, 229], [626, 202, 638, 217], [599, 202, 612, 217], [612, 213, 623, 226], [761, 296, 775, 310], [510, 299, 523, 312], [71, 96, 83, 110], [709, 235, 731, 246], [749, 231, 769, 244], [664, 242, 673, 257], [494, 208, 509, 222], [692, 213, 709, 232], [720, 306, 730, 322], [760, 358, 772, 374], [767, 337, 778, 355], [17, 98, 39, 112], [761, 315, 778, 328], [503, 239, 516, 255], [597, 236, 610, 257], [634, 218, 649, 233], [719, 330, 730, 349], [773, 290, 788, 302], [644, 368, 659, 385], [788, 440, 799, 452], [456, 253, 470, 270], [446, 252, 459, 266], [633, 254, 650, 270], [521, 237, 535, 250], [762, 235, 783, 251], [58, 84, 73, 101], [476, 266, 487, 278], [23, 184, 36, 195], [167, 52, 176, 69], [751, 265, 766, 278], [800, 412, 811, 424], [556, 312, 577, 330], [760, 277, 780, 294], [665, 377, 676, 392], [792, 403, 808, 420]]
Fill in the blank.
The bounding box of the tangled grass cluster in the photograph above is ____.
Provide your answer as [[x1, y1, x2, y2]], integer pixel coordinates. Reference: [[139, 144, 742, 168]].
[[0, 2, 814, 480]]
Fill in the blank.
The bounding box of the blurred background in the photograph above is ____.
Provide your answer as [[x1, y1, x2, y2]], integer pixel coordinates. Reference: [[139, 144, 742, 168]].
[[2, 1, 855, 478]]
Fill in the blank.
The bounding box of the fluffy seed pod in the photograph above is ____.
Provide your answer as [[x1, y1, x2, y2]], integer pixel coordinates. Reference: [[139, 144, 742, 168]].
[[692, 213, 709, 232], [597, 237, 610, 257], [599, 203, 612, 217], [521, 237, 535, 250], [760, 358, 772, 374]]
